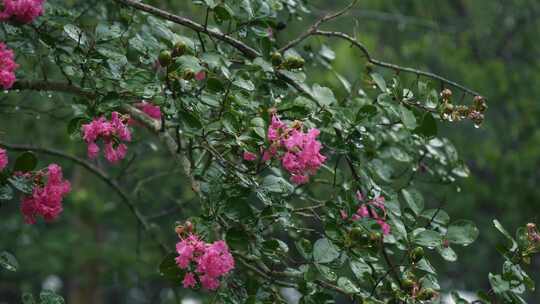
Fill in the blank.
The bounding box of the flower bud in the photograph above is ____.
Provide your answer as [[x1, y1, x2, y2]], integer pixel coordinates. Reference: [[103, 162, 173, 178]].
[[402, 278, 415, 291], [441, 89, 452, 100], [172, 41, 187, 57], [416, 288, 437, 301], [350, 227, 365, 242], [409, 246, 424, 263], [158, 50, 172, 67], [473, 96, 488, 112], [284, 56, 305, 69], [182, 68, 195, 80], [271, 52, 283, 66]]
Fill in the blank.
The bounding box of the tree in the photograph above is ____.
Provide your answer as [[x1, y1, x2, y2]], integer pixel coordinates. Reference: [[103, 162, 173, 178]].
[[0, 1, 538, 303]]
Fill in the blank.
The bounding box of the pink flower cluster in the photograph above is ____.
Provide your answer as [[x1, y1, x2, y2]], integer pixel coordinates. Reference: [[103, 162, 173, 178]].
[[0, 42, 18, 89], [248, 114, 326, 185], [0, 148, 8, 171], [342, 191, 391, 235], [20, 164, 71, 224], [136, 101, 161, 120], [175, 234, 235, 290], [81, 112, 132, 163], [0, 0, 46, 24]]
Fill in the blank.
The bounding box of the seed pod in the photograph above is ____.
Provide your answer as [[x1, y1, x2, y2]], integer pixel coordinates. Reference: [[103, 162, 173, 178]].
[[409, 246, 424, 263], [271, 52, 283, 66], [284, 56, 305, 69], [350, 227, 365, 242], [158, 50, 172, 67], [182, 68, 195, 80], [173, 41, 187, 57], [473, 96, 488, 112], [402, 278, 415, 291], [441, 88, 452, 100], [417, 288, 437, 301]]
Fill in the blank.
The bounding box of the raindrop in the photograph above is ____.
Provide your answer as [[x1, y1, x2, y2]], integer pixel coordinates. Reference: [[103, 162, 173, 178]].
[[36, 115, 40, 120], [474, 124, 481, 129]]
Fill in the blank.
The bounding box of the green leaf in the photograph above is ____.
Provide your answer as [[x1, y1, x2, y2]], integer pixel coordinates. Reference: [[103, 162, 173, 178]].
[[261, 175, 293, 194], [21, 293, 36, 304], [313, 238, 340, 264], [158, 252, 182, 283], [8, 175, 34, 194], [337, 277, 360, 294], [355, 105, 378, 122], [233, 78, 255, 91], [415, 113, 438, 137], [401, 188, 424, 216], [0, 251, 18, 272], [493, 219, 518, 251], [14, 151, 38, 172], [0, 184, 14, 201], [437, 246, 458, 262], [39, 290, 65, 304], [312, 84, 337, 106], [489, 273, 511, 294], [316, 263, 337, 281], [447, 220, 479, 246], [370, 73, 387, 92], [319, 45, 335, 61], [350, 259, 372, 280], [412, 228, 442, 247], [399, 105, 417, 129]]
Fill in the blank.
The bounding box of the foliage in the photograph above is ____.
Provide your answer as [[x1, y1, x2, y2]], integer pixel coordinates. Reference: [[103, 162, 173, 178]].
[[0, 0, 538, 303]]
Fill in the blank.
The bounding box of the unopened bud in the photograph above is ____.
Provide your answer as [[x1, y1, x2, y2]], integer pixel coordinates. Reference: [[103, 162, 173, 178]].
[[441, 89, 452, 100]]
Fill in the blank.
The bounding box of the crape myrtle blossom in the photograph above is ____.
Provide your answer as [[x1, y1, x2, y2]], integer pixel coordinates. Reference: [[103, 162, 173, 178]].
[[81, 112, 132, 163], [0, 148, 8, 171], [175, 234, 235, 290], [342, 191, 391, 236], [0, 0, 46, 24], [136, 101, 161, 120], [0, 42, 18, 89], [20, 164, 71, 224], [261, 113, 326, 185]]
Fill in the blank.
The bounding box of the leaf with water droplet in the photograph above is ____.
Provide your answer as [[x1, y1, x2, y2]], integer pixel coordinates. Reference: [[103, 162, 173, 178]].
[[0, 251, 18, 272]]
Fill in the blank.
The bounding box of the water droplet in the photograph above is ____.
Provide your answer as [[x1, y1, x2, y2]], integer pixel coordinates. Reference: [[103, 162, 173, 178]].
[[474, 124, 480, 129], [48, 94, 52, 98], [36, 115, 40, 120]]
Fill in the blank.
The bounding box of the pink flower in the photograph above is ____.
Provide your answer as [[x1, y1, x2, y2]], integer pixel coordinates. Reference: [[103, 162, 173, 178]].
[[290, 174, 309, 185], [195, 70, 206, 81], [356, 190, 364, 201], [0, 148, 8, 171], [81, 112, 131, 163], [356, 205, 369, 218], [0, 0, 46, 24], [263, 114, 326, 185], [340, 210, 348, 220], [87, 142, 99, 159], [0, 42, 18, 89], [183, 272, 197, 288], [20, 164, 71, 224], [175, 235, 234, 291], [378, 219, 391, 235], [243, 151, 257, 161], [348, 194, 392, 236], [199, 274, 220, 290], [135, 101, 161, 120]]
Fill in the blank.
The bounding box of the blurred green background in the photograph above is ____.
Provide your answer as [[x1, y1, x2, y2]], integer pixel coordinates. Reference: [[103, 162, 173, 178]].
[[1, 0, 539, 303]]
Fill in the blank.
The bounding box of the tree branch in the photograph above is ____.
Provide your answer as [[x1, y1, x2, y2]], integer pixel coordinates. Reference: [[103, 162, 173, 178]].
[[0, 141, 169, 253], [278, 0, 358, 53], [112, 0, 260, 59], [312, 30, 483, 97]]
